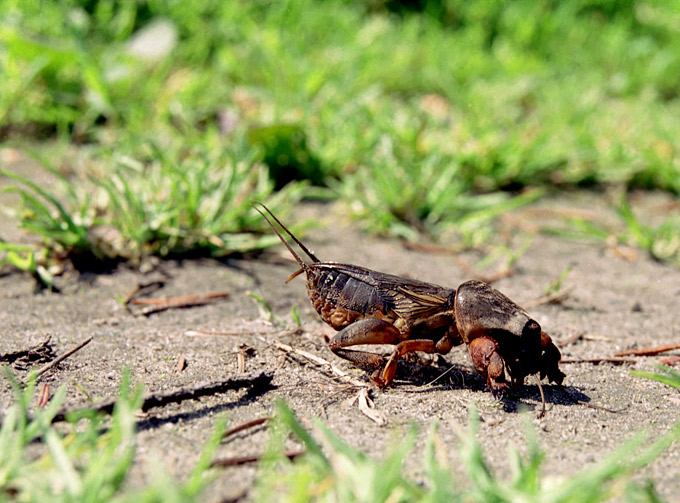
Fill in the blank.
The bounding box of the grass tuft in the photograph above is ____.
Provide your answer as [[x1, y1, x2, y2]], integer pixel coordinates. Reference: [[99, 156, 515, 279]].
[[0, 368, 224, 503], [255, 401, 680, 503], [1, 133, 303, 272]]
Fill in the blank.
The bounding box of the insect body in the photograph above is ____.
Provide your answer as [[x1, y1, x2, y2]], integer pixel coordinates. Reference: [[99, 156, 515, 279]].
[[254, 202, 564, 395]]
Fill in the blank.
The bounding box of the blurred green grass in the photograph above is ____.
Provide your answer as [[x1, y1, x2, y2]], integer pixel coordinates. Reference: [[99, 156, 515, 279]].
[[3, 370, 679, 503], [1, 0, 680, 269]]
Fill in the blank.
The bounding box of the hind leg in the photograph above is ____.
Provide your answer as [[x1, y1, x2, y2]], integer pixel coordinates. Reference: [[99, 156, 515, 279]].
[[328, 318, 402, 369]]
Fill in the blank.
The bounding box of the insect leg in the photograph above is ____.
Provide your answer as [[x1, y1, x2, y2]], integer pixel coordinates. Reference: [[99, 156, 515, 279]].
[[467, 336, 509, 397], [328, 318, 402, 369], [376, 339, 438, 388], [539, 331, 565, 384]]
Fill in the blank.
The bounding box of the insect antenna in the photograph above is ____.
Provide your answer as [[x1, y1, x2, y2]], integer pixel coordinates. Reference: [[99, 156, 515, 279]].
[[534, 374, 546, 419], [251, 201, 320, 282]]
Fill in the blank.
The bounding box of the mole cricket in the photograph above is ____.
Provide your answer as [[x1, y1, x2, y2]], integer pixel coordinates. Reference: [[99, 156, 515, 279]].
[[254, 202, 565, 396]]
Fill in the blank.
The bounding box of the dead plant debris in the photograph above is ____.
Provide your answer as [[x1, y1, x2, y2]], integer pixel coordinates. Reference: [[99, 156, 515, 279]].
[[560, 357, 637, 365], [123, 280, 230, 316], [614, 343, 680, 357], [523, 285, 575, 309], [129, 291, 231, 316], [0, 335, 56, 369], [222, 416, 271, 440], [32, 335, 93, 382], [211, 448, 304, 468]]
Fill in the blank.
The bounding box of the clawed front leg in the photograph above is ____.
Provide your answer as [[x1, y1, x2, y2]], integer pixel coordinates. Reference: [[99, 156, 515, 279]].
[[468, 335, 509, 397], [328, 318, 402, 370]]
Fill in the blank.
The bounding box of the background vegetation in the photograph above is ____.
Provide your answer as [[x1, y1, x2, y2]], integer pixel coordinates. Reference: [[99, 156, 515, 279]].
[[2, 0, 680, 270]]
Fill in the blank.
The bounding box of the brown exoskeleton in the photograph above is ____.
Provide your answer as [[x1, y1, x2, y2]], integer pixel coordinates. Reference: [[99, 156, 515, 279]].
[[254, 202, 565, 396]]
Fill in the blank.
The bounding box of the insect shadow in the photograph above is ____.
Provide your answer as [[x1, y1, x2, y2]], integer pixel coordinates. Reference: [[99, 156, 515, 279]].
[[498, 384, 591, 414], [387, 355, 589, 414]]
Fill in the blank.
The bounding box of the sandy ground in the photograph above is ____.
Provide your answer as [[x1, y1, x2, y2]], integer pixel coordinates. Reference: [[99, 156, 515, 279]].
[[1, 156, 679, 501]]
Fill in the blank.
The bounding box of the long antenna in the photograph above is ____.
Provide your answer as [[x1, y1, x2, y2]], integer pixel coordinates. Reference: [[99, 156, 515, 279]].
[[251, 201, 320, 270]]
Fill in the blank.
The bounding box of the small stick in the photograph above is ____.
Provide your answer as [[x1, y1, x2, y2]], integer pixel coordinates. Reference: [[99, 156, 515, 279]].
[[275, 342, 367, 388], [614, 343, 680, 357], [185, 329, 265, 337], [582, 334, 613, 342], [659, 356, 680, 366], [559, 386, 624, 414], [402, 241, 465, 255], [132, 292, 230, 316], [177, 355, 187, 372], [33, 336, 93, 380], [557, 332, 583, 347], [420, 364, 457, 387], [130, 291, 230, 306], [453, 257, 513, 284], [401, 242, 512, 283], [37, 384, 50, 408], [123, 280, 165, 306], [485, 417, 507, 427], [477, 269, 514, 285], [523, 285, 575, 309], [50, 371, 273, 423], [237, 352, 245, 374], [211, 448, 304, 468], [223, 416, 271, 439], [560, 357, 637, 364]]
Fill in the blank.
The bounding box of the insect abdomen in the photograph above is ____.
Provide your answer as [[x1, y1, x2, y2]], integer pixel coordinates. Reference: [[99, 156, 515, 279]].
[[308, 267, 392, 329]]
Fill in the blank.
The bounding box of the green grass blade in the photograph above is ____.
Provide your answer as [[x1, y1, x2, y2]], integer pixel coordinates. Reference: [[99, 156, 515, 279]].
[[632, 365, 680, 390], [0, 169, 84, 238]]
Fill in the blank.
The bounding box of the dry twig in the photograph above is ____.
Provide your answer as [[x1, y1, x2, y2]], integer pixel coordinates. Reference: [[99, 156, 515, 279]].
[[275, 342, 367, 388], [223, 416, 271, 439], [131, 291, 231, 316], [560, 357, 637, 365], [559, 386, 624, 414], [523, 285, 575, 309], [485, 417, 507, 427], [402, 242, 513, 283], [123, 280, 165, 306], [32, 336, 93, 381], [211, 448, 304, 468], [556, 332, 583, 347], [275, 342, 388, 425], [37, 384, 50, 408], [419, 364, 458, 387], [614, 343, 680, 357], [185, 329, 261, 337], [454, 258, 514, 284], [402, 240, 464, 256]]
